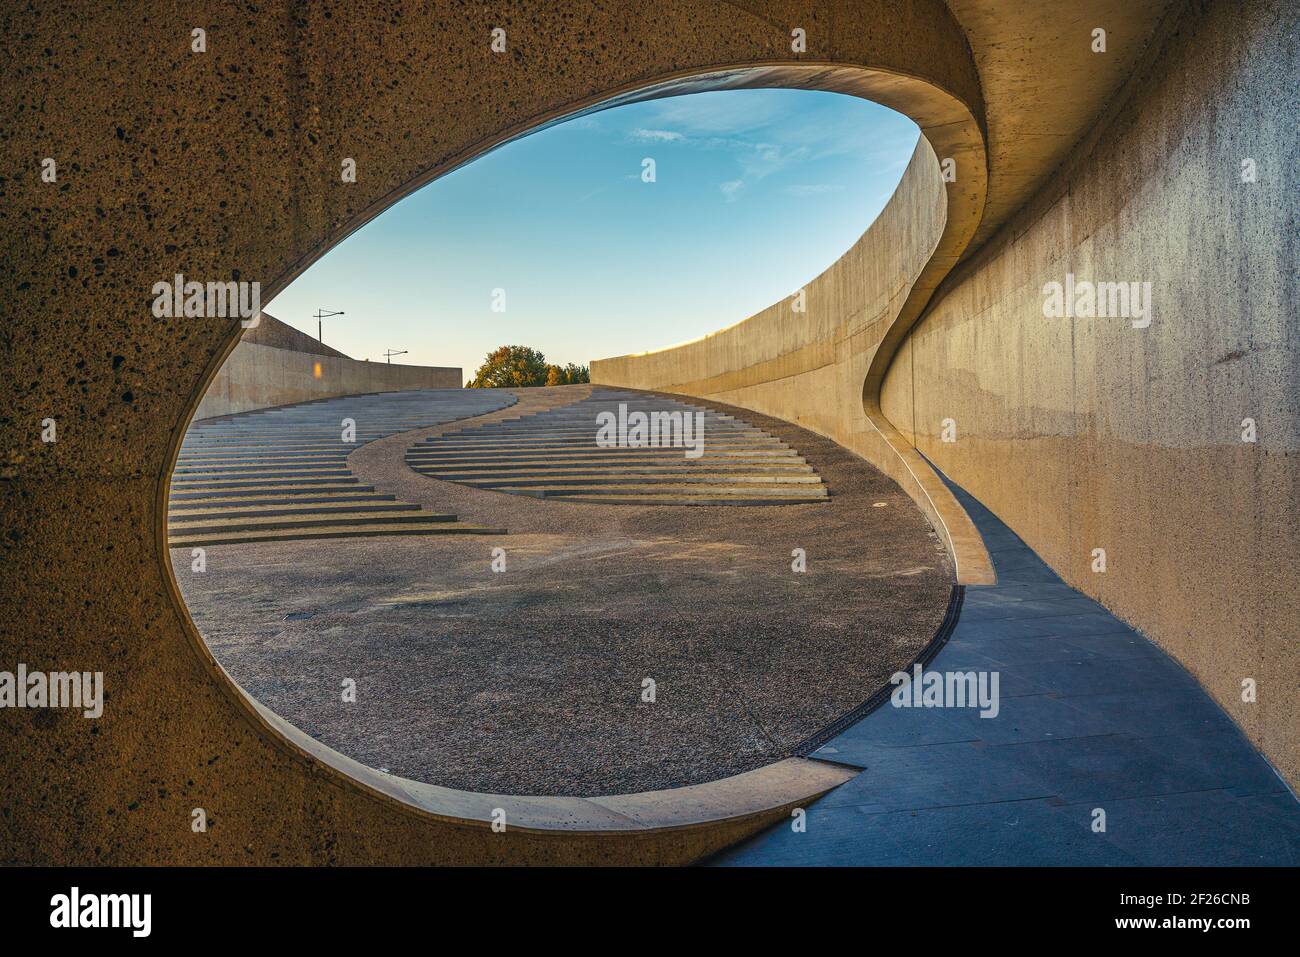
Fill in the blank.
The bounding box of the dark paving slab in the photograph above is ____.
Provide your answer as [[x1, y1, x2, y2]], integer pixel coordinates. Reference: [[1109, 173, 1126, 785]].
[[718, 798, 1135, 867], [711, 476, 1300, 866]]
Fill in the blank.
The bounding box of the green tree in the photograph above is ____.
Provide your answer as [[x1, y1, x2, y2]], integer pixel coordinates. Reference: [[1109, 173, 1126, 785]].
[[562, 362, 590, 384], [466, 347, 590, 388], [465, 345, 550, 388], [544, 362, 591, 386]]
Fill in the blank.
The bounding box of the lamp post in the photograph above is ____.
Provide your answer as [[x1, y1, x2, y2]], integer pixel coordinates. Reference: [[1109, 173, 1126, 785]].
[[313, 308, 345, 343], [382, 349, 408, 364]]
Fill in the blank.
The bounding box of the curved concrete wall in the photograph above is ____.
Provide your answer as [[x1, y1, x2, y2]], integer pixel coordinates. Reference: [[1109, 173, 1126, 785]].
[[592, 140, 996, 583], [594, 2, 1298, 788], [195, 340, 461, 419], [881, 0, 1298, 787]]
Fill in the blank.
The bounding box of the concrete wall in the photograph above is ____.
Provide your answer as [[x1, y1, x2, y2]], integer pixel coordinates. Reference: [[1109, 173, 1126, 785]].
[[195, 340, 462, 419], [881, 0, 1298, 786], [592, 139, 943, 421], [594, 2, 1298, 787]]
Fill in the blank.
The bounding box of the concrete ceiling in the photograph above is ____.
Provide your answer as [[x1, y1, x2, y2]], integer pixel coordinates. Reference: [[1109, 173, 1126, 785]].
[[946, 0, 1175, 252]]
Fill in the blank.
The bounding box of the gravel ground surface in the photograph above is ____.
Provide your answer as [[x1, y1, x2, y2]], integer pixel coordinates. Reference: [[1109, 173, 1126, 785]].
[[172, 388, 953, 797]]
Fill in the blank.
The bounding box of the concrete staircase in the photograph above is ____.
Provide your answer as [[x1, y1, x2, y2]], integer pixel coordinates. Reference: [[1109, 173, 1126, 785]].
[[406, 390, 828, 505], [168, 389, 516, 547]]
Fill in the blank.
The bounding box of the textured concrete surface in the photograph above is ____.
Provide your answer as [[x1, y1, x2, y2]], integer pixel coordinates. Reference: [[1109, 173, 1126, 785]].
[[592, 140, 998, 583], [0, 0, 994, 865], [712, 475, 1300, 866], [2, 0, 1266, 865], [241, 313, 348, 359], [175, 388, 952, 795]]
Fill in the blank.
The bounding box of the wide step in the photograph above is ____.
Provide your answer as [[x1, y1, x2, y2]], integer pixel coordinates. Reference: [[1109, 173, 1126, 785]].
[[408, 390, 828, 507], [167, 387, 518, 546], [168, 521, 506, 548]]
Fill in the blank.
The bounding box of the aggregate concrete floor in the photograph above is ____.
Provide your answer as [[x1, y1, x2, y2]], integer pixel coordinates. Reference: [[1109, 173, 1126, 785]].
[[172, 390, 953, 796]]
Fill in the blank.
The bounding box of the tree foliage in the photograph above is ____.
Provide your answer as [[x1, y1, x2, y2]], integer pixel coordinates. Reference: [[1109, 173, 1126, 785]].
[[465, 345, 548, 388], [546, 362, 590, 386], [466, 346, 589, 388]]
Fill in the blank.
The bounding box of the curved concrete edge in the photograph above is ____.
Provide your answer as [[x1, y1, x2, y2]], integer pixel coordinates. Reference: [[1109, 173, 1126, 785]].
[[712, 472, 1300, 867], [247, 691, 853, 838], [6, 0, 1002, 865], [860, 400, 997, 586], [876, 1, 1299, 787], [227, 633, 855, 864], [168, 470, 852, 865], [152, 64, 970, 865]]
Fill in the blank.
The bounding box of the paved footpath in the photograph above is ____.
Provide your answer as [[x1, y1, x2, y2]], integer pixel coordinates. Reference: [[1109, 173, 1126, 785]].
[[712, 476, 1300, 866]]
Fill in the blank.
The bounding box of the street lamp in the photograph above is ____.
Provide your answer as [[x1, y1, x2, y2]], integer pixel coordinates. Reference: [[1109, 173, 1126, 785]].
[[382, 349, 408, 364], [313, 308, 345, 343]]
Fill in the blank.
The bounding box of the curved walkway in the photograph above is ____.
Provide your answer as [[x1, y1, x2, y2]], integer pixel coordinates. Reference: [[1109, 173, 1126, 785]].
[[167, 389, 515, 546], [711, 474, 1300, 865]]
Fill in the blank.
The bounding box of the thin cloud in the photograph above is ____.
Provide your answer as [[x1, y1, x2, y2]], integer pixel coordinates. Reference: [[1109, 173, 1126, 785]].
[[786, 183, 844, 196], [629, 128, 684, 143]]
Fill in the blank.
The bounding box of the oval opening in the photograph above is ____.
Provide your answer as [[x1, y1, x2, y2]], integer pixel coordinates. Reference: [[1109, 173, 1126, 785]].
[[167, 88, 952, 799]]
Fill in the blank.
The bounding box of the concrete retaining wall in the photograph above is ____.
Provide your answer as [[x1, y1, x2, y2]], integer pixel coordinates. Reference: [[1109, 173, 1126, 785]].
[[195, 339, 462, 419], [239, 312, 348, 357]]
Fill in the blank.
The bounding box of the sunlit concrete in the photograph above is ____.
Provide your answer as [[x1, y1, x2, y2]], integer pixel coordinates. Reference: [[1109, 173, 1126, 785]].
[[3, 0, 994, 865], [712, 474, 1300, 866]]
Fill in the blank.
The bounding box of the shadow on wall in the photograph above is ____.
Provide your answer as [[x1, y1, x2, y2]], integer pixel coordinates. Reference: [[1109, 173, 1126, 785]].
[[19, 0, 1263, 867]]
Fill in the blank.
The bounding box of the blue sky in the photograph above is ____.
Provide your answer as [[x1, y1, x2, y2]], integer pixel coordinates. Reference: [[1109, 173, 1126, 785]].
[[267, 89, 918, 382]]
